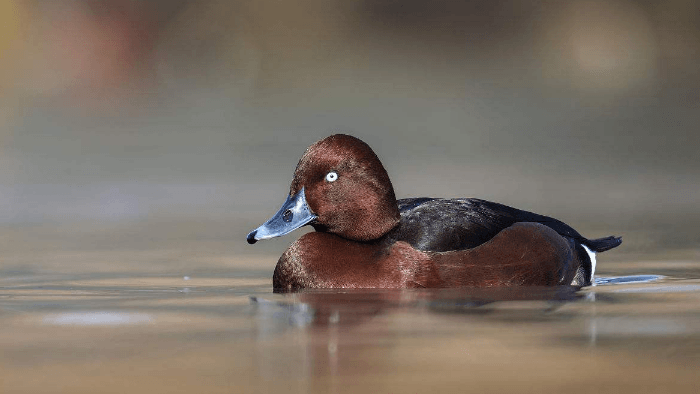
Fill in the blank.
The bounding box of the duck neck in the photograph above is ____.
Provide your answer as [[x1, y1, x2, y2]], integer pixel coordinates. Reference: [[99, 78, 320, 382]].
[[315, 198, 400, 242]]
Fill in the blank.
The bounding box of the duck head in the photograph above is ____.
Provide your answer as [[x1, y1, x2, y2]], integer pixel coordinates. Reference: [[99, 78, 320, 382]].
[[247, 134, 401, 244]]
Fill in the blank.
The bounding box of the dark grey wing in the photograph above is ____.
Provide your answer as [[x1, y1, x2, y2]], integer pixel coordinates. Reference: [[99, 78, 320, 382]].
[[394, 198, 514, 252], [468, 199, 588, 240], [470, 199, 621, 252], [397, 197, 436, 213], [394, 198, 591, 253]]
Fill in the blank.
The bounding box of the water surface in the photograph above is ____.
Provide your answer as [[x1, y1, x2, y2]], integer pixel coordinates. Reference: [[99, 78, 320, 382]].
[[2, 258, 699, 394]]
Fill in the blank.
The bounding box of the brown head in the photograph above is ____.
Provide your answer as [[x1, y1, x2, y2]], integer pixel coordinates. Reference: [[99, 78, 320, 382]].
[[247, 134, 401, 243], [248, 134, 400, 243], [291, 134, 400, 240]]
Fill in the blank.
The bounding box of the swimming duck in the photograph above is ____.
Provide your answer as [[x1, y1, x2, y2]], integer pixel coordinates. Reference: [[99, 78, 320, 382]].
[[247, 134, 621, 291]]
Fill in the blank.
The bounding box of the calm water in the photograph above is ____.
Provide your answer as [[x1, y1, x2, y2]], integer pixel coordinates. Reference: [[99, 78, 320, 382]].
[[2, 255, 699, 394]]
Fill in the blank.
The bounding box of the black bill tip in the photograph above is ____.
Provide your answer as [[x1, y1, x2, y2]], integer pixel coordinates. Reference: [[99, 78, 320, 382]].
[[245, 187, 317, 245], [246, 230, 258, 244]]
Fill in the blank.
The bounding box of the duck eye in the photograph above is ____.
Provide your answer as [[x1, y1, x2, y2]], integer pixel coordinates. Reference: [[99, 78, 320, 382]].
[[325, 171, 338, 182]]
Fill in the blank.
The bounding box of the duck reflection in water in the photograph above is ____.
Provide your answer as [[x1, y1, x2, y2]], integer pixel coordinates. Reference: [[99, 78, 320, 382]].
[[252, 286, 584, 330]]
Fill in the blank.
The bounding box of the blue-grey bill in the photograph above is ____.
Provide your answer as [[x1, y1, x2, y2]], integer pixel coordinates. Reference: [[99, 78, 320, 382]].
[[246, 187, 317, 244]]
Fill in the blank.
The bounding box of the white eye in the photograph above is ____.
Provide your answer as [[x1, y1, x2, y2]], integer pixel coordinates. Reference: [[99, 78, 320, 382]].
[[325, 171, 338, 182]]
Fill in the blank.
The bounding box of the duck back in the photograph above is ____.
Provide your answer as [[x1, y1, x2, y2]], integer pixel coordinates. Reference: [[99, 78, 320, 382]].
[[393, 198, 601, 253]]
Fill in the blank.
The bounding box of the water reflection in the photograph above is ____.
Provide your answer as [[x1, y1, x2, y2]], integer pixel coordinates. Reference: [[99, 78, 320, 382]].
[[42, 311, 154, 326], [247, 274, 700, 393], [254, 286, 585, 329], [595, 275, 663, 285], [2, 269, 699, 393], [253, 275, 667, 332], [587, 317, 690, 336]]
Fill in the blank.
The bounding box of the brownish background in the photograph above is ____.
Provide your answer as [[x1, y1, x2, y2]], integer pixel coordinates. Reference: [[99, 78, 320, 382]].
[[1, 0, 699, 273]]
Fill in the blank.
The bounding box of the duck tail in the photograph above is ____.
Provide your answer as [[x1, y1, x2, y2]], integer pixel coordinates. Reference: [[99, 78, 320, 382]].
[[583, 236, 622, 253]]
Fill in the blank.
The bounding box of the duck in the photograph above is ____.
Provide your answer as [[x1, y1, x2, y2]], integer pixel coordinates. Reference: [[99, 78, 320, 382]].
[[246, 134, 621, 292]]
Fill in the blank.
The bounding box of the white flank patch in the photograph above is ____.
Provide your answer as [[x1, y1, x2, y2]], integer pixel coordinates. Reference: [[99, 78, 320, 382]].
[[581, 244, 597, 283]]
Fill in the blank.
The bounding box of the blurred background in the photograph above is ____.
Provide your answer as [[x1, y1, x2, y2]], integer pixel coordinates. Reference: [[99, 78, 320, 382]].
[[1, 0, 698, 275]]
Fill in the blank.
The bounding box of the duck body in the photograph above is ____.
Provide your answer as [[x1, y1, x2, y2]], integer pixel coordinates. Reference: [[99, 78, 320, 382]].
[[247, 134, 622, 292]]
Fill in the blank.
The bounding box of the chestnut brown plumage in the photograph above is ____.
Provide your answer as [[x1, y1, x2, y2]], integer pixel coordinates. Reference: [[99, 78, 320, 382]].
[[247, 134, 622, 291]]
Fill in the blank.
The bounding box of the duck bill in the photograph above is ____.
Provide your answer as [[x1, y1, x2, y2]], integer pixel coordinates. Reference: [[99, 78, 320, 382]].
[[246, 187, 317, 244]]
